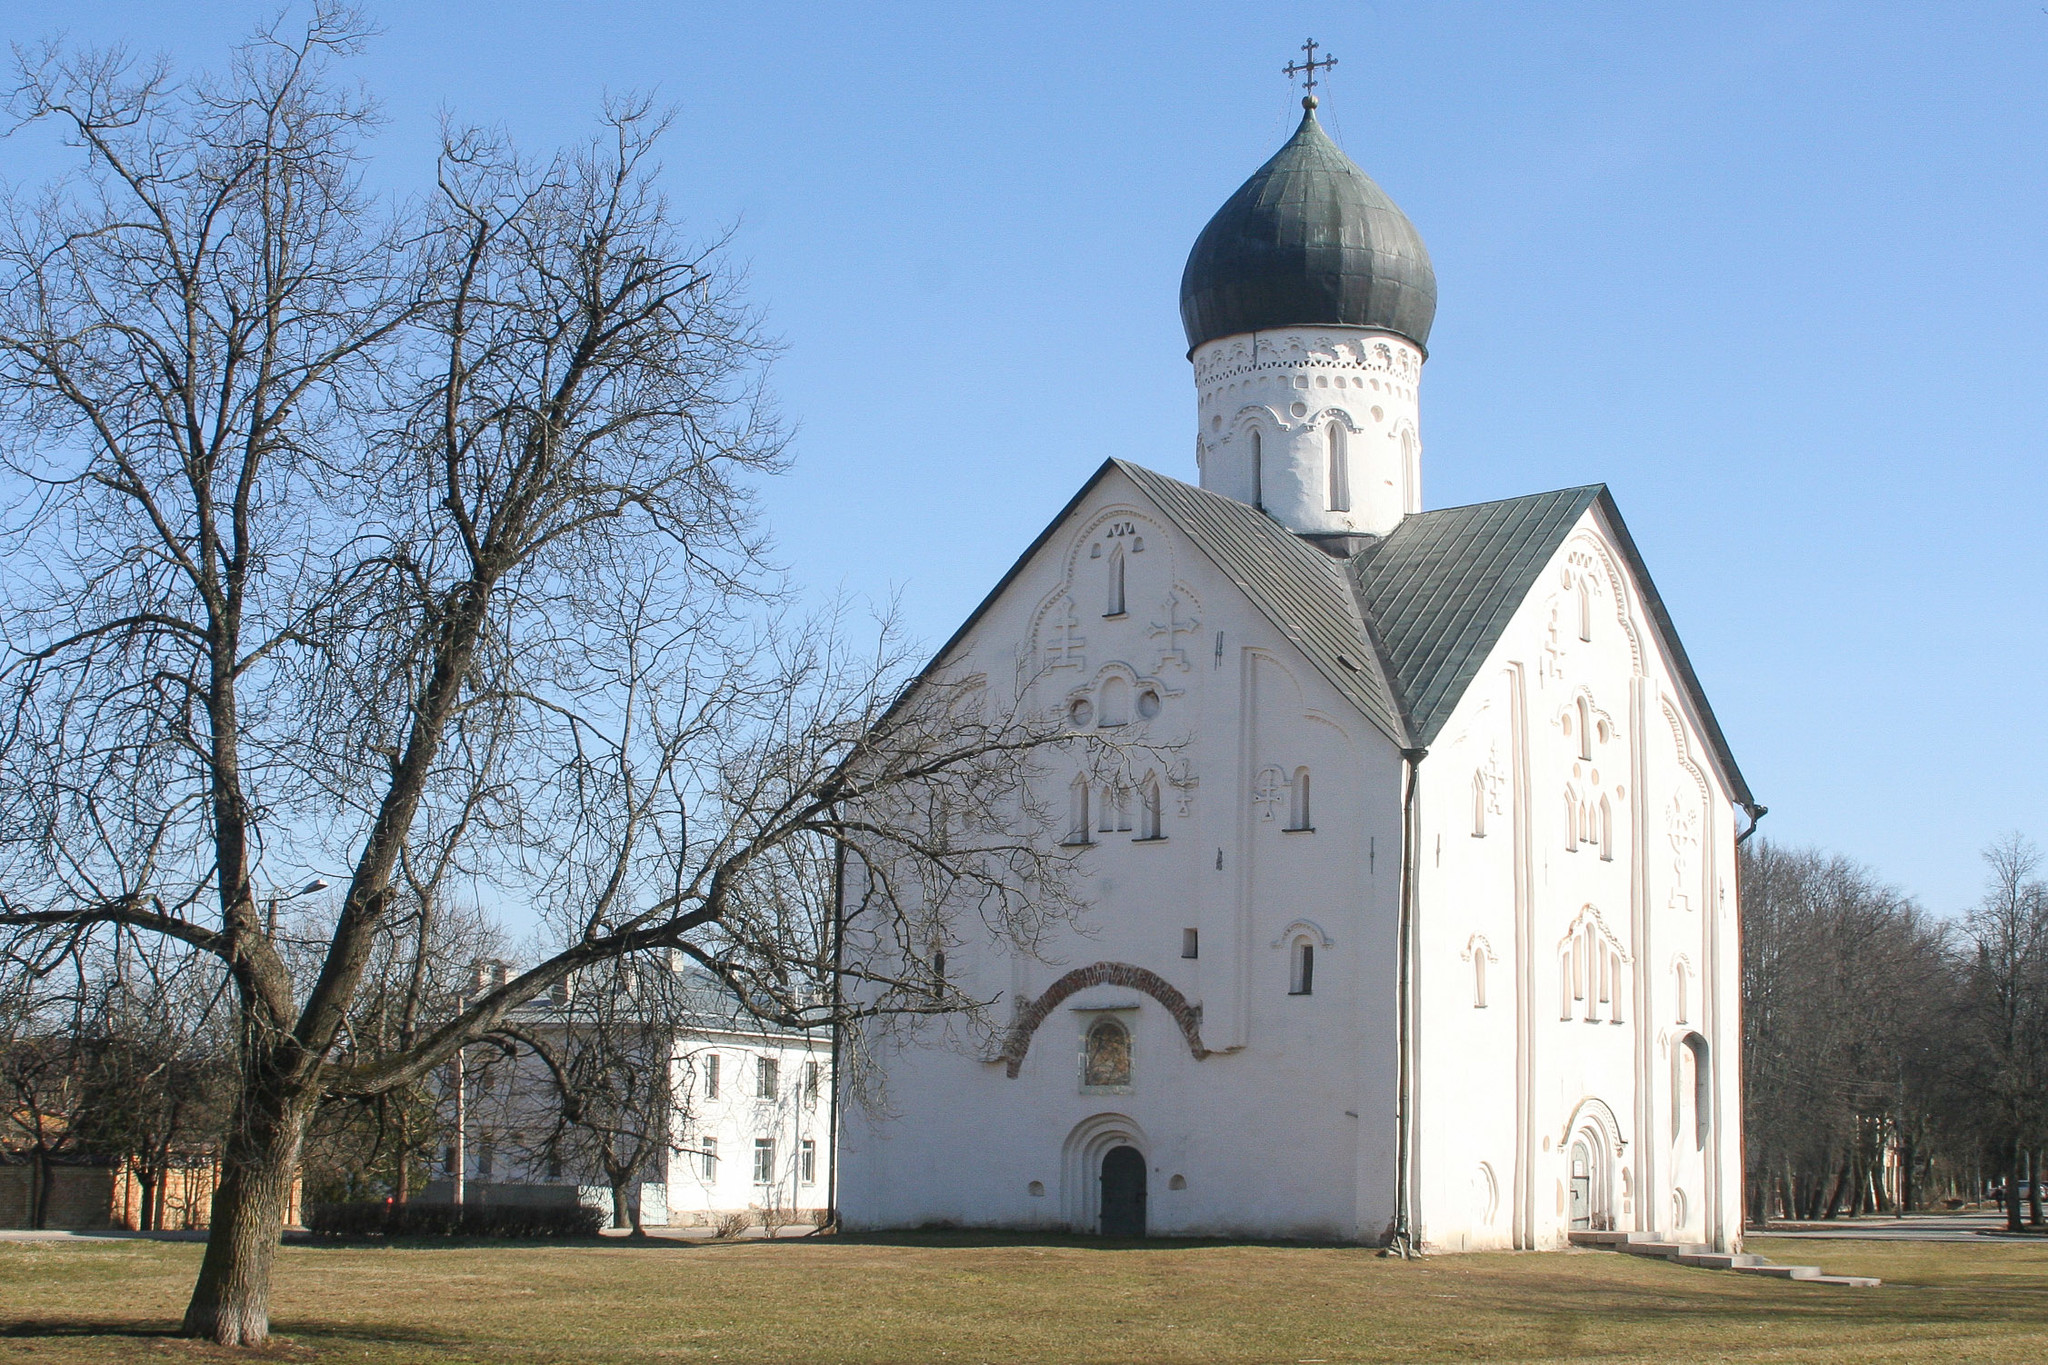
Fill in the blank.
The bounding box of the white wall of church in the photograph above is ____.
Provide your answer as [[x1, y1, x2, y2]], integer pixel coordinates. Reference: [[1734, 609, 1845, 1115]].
[[1192, 328, 1423, 539], [1407, 507, 1746, 1253], [838, 467, 1410, 1240]]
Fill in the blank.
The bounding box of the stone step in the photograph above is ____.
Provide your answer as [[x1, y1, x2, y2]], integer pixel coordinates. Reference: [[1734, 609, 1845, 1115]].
[[1574, 1235, 1881, 1288], [1568, 1229, 1670, 1247], [1620, 1240, 1712, 1258], [1733, 1263, 1823, 1279], [1673, 1252, 1768, 1269]]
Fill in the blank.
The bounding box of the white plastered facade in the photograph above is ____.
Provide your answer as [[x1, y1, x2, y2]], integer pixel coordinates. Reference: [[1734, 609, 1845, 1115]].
[[1407, 506, 1744, 1253], [839, 324, 1746, 1253]]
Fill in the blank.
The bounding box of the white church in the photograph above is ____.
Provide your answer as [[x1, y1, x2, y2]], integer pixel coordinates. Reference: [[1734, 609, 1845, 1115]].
[[837, 88, 1757, 1254]]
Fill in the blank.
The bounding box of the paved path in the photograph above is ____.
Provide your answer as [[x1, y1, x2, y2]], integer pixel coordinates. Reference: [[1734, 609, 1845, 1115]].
[[1755, 1212, 2048, 1243]]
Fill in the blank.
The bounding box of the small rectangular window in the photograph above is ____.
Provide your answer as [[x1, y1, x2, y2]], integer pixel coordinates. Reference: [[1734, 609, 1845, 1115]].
[[1181, 928, 1199, 959], [804, 1060, 821, 1104], [547, 1152, 563, 1180], [477, 1140, 494, 1178], [757, 1056, 779, 1099], [1290, 942, 1315, 996], [753, 1138, 775, 1184], [801, 1139, 817, 1185], [701, 1136, 718, 1180], [705, 1053, 720, 1100]]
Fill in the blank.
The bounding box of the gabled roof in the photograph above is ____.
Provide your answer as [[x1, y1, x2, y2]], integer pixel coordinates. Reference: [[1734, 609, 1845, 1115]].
[[922, 461, 1750, 805], [1352, 485, 1603, 747], [1115, 461, 1407, 744], [1352, 485, 1753, 804]]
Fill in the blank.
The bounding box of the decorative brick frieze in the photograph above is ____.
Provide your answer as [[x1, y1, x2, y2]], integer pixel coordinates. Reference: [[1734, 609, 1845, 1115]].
[[999, 961, 1210, 1078]]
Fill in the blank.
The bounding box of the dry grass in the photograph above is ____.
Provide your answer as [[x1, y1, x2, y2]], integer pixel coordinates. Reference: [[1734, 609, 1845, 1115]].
[[2, 1232, 2044, 1363]]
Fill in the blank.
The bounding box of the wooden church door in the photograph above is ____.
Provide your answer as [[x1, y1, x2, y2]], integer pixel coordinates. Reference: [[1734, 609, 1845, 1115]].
[[1569, 1141, 1592, 1230], [1099, 1146, 1147, 1237]]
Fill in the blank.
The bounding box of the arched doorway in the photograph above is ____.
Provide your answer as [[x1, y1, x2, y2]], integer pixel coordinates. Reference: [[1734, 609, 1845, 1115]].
[[1569, 1140, 1593, 1231], [1099, 1145, 1147, 1236]]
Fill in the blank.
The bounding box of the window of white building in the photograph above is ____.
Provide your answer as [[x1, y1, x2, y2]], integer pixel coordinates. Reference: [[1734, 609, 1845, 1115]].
[[801, 1139, 817, 1185], [753, 1138, 775, 1184], [704, 1053, 720, 1100], [757, 1056, 778, 1099], [1290, 939, 1315, 996], [1327, 422, 1350, 512], [700, 1136, 718, 1180]]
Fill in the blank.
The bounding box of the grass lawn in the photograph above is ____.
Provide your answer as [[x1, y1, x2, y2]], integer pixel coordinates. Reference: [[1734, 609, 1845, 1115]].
[[3, 1232, 2045, 1363]]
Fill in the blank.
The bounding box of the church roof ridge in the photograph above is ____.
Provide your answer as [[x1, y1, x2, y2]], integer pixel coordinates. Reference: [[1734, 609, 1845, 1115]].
[[1352, 485, 1752, 805]]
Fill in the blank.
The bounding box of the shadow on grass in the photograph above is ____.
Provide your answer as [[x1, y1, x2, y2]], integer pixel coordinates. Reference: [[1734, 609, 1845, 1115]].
[[4, 1317, 459, 1349], [804, 1227, 1364, 1252]]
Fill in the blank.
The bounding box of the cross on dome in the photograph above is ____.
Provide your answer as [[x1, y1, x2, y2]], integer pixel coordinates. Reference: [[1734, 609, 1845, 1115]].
[[1282, 38, 1337, 108]]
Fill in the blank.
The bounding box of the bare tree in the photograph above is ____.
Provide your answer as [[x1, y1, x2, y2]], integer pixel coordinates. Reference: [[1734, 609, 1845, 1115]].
[[1739, 839, 1948, 1223], [1952, 833, 2048, 1232], [0, 10, 1074, 1345]]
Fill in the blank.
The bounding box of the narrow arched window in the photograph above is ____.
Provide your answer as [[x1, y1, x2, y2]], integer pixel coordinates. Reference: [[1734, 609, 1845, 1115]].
[[1098, 675, 1130, 726], [1137, 776, 1162, 840], [1083, 1016, 1131, 1088], [930, 949, 946, 1002], [1290, 939, 1315, 995], [1473, 953, 1488, 1008], [1105, 547, 1126, 617], [1287, 768, 1312, 830], [1598, 795, 1613, 862], [1675, 963, 1690, 1025], [1577, 579, 1592, 642], [1067, 775, 1092, 845], [1563, 789, 1579, 852], [1251, 429, 1264, 509], [1113, 783, 1133, 833], [1327, 422, 1350, 512], [1472, 771, 1487, 838], [1577, 698, 1593, 760]]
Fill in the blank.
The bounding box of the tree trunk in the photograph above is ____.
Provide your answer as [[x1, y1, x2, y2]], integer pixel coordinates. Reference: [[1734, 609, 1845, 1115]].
[[610, 1179, 631, 1232], [2005, 1139, 2024, 1234], [2031, 1149, 2044, 1228], [137, 1169, 159, 1233], [180, 1079, 308, 1346], [1822, 1159, 1851, 1220]]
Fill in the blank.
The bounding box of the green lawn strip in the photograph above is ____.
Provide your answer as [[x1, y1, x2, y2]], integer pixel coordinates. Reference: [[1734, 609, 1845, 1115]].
[[1, 1235, 2045, 1364]]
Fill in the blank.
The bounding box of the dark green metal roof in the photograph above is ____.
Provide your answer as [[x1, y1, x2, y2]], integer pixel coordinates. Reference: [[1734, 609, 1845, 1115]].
[[1352, 485, 1753, 804], [921, 462, 1749, 806], [1180, 107, 1437, 354], [1116, 461, 1407, 745], [1352, 486, 1604, 745]]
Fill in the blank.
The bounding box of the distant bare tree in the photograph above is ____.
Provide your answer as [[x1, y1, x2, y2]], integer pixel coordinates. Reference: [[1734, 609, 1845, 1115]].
[[1740, 839, 1948, 1222], [0, 9, 1075, 1345], [1951, 834, 2048, 1232]]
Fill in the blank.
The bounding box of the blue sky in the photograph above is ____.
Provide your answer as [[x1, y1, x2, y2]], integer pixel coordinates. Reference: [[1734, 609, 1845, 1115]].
[[12, 2, 2046, 915]]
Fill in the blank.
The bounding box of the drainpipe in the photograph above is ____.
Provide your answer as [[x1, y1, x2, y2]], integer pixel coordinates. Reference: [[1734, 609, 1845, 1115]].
[[1391, 746, 1427, 1257], [1735, 804, 1767, 846], [825, 833, 847, 1232]]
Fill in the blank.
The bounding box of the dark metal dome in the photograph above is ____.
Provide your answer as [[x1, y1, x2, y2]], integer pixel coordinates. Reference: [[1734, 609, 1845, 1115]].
[[1180, 106, 1436, 354]]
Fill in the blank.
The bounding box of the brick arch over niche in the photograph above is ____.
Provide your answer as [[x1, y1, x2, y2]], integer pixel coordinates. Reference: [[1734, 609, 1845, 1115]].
[[1001, 962, 1211, 1079]]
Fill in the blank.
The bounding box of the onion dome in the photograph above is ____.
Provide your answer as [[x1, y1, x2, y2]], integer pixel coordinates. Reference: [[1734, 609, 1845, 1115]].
[[1179, 102, 1437, 354]]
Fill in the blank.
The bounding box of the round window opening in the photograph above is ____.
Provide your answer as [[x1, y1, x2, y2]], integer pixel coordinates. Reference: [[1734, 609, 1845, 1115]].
[[1136, 689, 1161, 719], [1068, 698, 1094, 727]]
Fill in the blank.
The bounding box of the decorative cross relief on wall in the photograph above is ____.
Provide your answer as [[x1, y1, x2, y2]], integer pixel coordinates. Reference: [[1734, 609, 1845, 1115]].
[[1539, 598, 1565, 687], [1043, 595, 1087, 672], [1478, 744, 1506, 818], [1252, 766, 1288, 820], [1147, 590, 1202, 678], [1666, 796, 1700, 911]]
